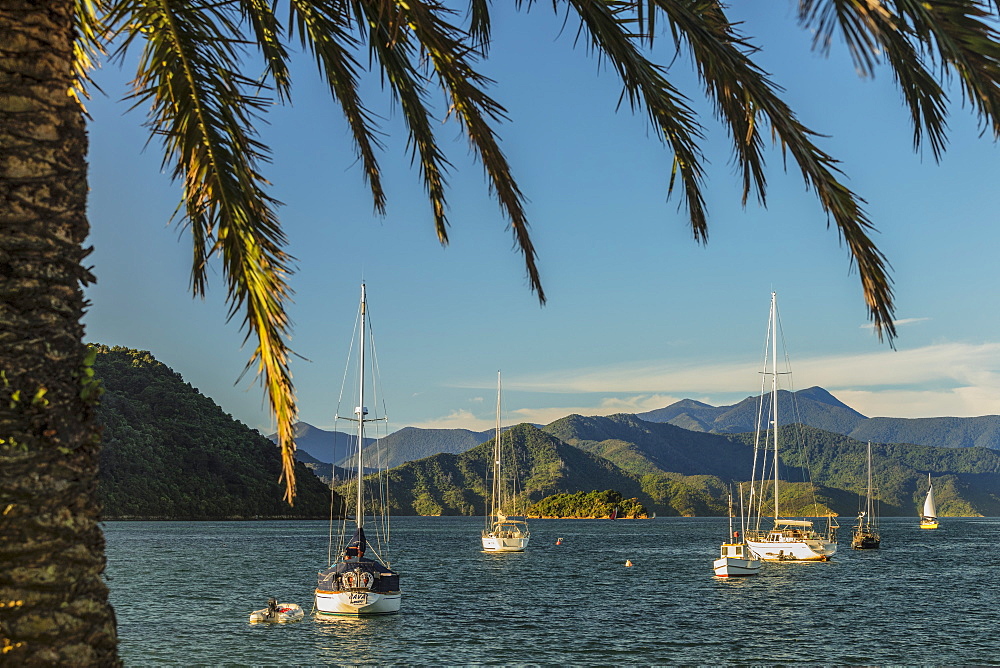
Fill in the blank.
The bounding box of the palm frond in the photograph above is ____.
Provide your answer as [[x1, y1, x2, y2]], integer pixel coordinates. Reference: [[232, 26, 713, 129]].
[[238, 0, 292, 101], [559, 0, 710, 242], [376, 0, 545, 301], [642, 0, 895, 344], [106, 0, 300, 502], [73, 0, 112, 111], [893, 0, 1000, 138], [468, 0, 493, 52], [799, 0, 949, 159], [349, 0, 453, 246], [288, 0, 387, 214]]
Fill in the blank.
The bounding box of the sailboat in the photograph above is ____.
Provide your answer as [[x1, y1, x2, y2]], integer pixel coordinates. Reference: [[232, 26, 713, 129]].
[[714, 485, 760, 577], [851, 441, 881, 549], [744, 292, 838, 562], [481, 371, 530, 552], [315, 284, 401, 616], [919, 473, 939, 529]]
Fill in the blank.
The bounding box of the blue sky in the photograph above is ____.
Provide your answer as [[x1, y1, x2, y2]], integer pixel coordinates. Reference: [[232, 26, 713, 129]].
[[83, 4, 1000, 434]]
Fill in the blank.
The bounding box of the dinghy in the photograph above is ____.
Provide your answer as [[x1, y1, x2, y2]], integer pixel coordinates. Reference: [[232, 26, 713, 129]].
[[249, 598, 304, 623]]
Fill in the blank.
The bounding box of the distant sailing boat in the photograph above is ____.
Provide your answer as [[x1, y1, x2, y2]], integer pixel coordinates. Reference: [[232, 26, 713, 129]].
[[920, 473, 939, 529], [315, 284, 401, 616], [851, 441, 881, 549], [481, 371, 530, 552], [714, 485, 761, 577], [745, 292, 838, 562]]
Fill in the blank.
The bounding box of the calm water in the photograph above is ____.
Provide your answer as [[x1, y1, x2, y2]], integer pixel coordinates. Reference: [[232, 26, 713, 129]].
[[105, 516, 1000, 665]]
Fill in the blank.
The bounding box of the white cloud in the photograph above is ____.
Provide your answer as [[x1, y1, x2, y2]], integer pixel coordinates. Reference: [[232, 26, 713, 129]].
[[860, 317, 930, 330], [411, 409, 495, 431], [412, 394, 685, 430], [422, 342, 1000, 429]]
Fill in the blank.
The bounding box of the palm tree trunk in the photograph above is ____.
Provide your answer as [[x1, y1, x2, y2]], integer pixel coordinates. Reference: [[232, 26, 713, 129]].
[[0, 1, 120, 664]]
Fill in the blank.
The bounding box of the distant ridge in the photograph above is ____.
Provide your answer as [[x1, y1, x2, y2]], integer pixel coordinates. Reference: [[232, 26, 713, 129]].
[[335, 426, 494, 471], [268, 422, 375, 464], [638, 386, 1000, 450], [638, 386, 867, 435]]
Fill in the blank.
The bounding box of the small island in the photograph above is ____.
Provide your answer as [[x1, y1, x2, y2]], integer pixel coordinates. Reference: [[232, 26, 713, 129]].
[[526, 490, 648, 519]]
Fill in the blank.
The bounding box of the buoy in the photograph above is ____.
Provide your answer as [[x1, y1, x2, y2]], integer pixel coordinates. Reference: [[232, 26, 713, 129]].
[[556, 538, 563, 545], [625, 559, 633, 567]]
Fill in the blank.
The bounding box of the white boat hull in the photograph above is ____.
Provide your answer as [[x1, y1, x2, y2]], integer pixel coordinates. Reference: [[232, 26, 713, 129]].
[[713, 556, 761, 577], [746, 538, 836, 562], [315, 590, 401, 616], [481, 534, 529, 552]]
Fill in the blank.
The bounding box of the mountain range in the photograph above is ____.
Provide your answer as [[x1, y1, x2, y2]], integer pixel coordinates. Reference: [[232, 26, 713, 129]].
[[637, 386, 1000, 449], [369, 417, 1000, 517], [93, 346, 1000, 518]]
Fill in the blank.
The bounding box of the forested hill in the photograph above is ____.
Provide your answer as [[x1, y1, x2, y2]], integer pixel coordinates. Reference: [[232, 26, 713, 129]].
[[373, 423, 649, 516], [93, 346, 331, 519]]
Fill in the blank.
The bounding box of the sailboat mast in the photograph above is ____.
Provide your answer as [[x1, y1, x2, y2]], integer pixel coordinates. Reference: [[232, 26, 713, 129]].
[[866, 441, 874, 523], [492, 371, 502, 521], [355, 284, 367, 530], [770, 291, 780, 521], [727, 492, 734, 540]]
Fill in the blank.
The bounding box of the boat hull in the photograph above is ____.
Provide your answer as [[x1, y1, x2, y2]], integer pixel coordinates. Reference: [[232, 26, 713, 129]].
[[713, 556, 760, 577], [920, 520, 939, 529], [481, 535, 529, 552], [851, 530, 881, 549], [315, 590, 401, 616], [746, 538, 837, 562]]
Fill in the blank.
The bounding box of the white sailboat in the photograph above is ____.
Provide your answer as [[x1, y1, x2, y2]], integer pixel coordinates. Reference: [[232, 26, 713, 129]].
[[315, 284, 401, 616], [851, 441, 881, 549], [714, 485, 760, 577], [481, 371, 530, 552], [744, 292, 838, 562], [919, 473, 939, 529]]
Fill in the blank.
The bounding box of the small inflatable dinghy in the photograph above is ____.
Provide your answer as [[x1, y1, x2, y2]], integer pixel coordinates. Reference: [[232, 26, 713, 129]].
[[249, 598, 304, 623]]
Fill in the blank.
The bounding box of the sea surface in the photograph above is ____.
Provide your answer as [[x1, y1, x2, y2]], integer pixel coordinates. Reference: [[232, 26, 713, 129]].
[[105, 516, 1000, 665]]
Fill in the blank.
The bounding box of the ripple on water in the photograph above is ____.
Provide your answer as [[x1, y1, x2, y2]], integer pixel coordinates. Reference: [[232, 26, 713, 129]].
[[105, 517, 1000, 665]]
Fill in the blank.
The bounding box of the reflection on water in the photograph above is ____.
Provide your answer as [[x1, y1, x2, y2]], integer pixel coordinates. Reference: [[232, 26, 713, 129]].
[[105, 516, 1000, 665]]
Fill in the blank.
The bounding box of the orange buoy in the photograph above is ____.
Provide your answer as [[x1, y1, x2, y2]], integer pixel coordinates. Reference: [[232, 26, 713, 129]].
[[625, 559, 633, 567]]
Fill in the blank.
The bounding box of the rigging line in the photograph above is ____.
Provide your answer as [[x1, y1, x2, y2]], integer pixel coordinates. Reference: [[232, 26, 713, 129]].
[[750, 297, 773, 531], [776, 304, 822, 516], [361, 308, 394, 563]]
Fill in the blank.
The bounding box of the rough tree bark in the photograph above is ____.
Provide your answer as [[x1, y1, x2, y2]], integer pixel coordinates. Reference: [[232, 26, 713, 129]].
[[0, 1, 120, 664]]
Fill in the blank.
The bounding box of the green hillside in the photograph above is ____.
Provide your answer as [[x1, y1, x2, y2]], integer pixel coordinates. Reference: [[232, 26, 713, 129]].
[[543, 413, 754, 479], [339, 422, 838, 517], [726, 424, 1000, 516], [360, 423, 647, 516], [93, 346, 333, 519]]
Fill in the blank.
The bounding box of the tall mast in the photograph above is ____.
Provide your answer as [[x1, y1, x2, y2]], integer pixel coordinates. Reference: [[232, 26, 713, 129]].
[[771, 291, 780, 520], [492, 371, 502, 521], [727, 491, 734, 541], [355, 283, 367, 530], [866, 441, 874, 523]]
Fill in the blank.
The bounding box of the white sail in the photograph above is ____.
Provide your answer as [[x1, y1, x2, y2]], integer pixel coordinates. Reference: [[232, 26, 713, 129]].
[[923, 479, 937, 519]]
